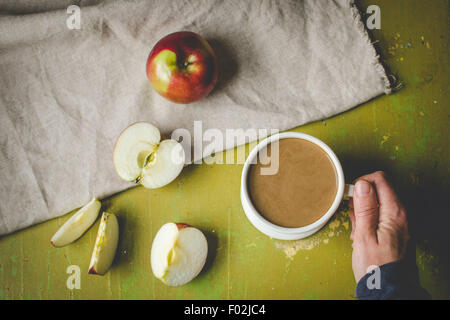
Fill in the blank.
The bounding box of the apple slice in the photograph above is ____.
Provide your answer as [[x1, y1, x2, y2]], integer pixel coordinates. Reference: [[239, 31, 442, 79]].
[[113, 122, 185, 189], [151, 222, 208, 286], [140, 139, 185, 189], [88, 212, 119, 275], [51, 198, 101, 247], [113, 122, 160, 182]]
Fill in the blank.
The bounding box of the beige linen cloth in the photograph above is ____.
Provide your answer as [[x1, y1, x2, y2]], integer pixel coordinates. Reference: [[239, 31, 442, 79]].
[[0, 0, 390, 235]]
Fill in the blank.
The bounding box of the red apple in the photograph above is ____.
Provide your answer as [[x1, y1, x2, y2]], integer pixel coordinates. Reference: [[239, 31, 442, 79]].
[[146, 31, 219, 104]]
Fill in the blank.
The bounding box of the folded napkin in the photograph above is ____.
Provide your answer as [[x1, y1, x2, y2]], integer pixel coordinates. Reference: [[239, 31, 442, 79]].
[[0, 0, 390, 235]]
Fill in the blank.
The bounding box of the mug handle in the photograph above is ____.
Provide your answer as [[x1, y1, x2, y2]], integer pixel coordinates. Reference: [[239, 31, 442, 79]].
[[343, 184, 354, 200]]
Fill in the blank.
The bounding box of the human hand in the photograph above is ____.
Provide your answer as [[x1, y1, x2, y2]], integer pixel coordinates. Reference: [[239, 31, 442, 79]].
[[349, 171, 410, 283]]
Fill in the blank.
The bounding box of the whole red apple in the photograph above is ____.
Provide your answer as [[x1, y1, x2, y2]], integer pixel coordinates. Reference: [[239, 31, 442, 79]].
[[146, 31, 219, 104]]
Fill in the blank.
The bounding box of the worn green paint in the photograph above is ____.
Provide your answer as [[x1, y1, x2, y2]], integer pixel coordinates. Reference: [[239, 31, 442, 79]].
[[0, 0, 449, 299]]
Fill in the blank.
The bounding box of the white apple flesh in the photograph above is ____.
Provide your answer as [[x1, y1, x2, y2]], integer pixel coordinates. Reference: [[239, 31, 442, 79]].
[[113, 122, 185, 189], [140, 139, 185, 189], [88, 212, 119, 275], [113, 122, 160, 182], [51, 198, 101, 247], [151, 223, 208, 286]]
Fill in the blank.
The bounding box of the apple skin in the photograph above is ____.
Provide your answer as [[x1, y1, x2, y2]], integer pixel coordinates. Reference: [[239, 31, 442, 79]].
[[146, 31, 219, 104], [175, 223, 190, 230]]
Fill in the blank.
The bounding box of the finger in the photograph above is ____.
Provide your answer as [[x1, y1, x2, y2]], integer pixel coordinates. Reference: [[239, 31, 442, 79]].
[[356, 171, 403, 212], [349, 208, 355, 225], [349, 208, 355, 240], [348, 198, 354, 208], [353, 179, 379, 242]]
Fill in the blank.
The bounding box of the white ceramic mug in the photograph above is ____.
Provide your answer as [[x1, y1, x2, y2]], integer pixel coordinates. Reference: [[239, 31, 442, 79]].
[[240, 132, 354, 240]]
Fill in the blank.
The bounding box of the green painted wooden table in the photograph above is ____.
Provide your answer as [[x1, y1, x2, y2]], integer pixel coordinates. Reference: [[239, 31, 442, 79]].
[[0, 0, 448, 300]]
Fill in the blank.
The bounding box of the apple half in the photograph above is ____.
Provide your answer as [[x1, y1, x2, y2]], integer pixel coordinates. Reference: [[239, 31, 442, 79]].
[[88, 212, 119, 275], [151, 223, 208, 286], [51, 198, 101, 247], [113, 122, 185, 189]]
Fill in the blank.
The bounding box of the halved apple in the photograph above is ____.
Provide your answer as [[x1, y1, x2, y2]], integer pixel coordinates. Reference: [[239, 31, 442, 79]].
[[51, 198, 101, 247], [88, 212, 119, 275], [151, 222, 208, 286], [113, 122, 185, 189]]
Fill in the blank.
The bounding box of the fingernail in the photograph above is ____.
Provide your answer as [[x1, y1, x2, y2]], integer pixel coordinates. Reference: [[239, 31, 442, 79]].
[[356, 180, 371, 195]]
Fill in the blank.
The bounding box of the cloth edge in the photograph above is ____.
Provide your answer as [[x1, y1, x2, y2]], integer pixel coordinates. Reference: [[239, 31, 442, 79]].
[[350, 0, 392, 95]]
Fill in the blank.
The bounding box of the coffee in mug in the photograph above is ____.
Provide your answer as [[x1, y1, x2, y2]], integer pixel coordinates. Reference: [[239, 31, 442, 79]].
[[248, 138, 338, 228]]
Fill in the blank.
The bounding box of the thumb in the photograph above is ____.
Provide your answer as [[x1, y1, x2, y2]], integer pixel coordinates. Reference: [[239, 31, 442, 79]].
[[353, 179, 379, 242]]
